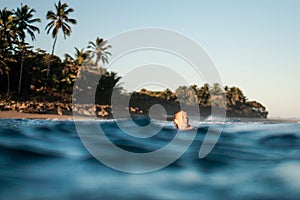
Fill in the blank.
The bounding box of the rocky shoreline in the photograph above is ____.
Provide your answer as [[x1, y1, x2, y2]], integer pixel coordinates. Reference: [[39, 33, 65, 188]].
[[0, 101, 111, 117], [0, 100, 268, 119]]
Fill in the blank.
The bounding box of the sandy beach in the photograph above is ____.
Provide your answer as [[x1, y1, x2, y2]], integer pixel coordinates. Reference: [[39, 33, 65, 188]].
[[0, 111, 74, 119]]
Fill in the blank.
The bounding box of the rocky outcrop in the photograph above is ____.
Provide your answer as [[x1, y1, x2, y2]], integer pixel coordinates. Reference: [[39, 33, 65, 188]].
[[0, 101, 112, 118], [0, 96, 268, 119], [226, 101, 268, 118]]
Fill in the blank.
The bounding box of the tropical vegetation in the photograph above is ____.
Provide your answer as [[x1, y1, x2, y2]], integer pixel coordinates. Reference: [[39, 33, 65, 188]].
[[0, 2, 118, 103], [0, 2, 268, 118], [45, 0, 77, 76]]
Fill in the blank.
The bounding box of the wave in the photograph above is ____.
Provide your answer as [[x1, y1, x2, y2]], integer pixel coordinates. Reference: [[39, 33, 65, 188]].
[[1, 119, 300, 199]]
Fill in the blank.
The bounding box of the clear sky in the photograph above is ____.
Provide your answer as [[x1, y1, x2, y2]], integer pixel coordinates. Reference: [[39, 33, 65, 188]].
[[1, 0, 300, 118]]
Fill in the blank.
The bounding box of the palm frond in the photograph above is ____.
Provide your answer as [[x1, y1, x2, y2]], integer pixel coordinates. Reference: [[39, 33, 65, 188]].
[[67, 18, 77, 24], [65, 8, 74, 15]]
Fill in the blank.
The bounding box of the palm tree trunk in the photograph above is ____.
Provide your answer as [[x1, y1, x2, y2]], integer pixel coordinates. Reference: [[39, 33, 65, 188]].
[[47, 36, 58, 77], [18, 50, 24, 94], [6, 72, 10, 95], [51, 36, 57, 56]]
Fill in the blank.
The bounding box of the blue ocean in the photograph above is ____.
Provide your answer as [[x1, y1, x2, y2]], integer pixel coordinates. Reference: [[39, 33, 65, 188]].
[[1, 118, 300, 200]]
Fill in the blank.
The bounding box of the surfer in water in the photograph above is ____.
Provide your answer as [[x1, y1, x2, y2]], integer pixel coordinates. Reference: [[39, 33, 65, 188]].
[[173, 110, 193, 130]]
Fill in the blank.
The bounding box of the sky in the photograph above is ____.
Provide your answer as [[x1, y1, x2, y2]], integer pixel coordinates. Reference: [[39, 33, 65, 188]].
[[1, 0, 300, 118]]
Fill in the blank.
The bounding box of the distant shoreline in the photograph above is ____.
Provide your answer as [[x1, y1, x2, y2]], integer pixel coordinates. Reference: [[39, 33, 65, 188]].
[[0, 111, 298, 124]]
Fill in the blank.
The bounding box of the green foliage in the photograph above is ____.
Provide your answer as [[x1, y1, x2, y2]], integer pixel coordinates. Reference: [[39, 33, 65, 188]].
[[225, 86, 247, 106], [13, 4, 41, 42], [45, 1, 77, 40], [45, 0, 77, 76], [136, 83, 249, 110], [0, 4, 41, 94], [0, 2, 268, 118], [87, 37, 112, 68], [64, 47, 89, 66], [95, 70, 121, 105], [175, 86, 198, 105], [0, 8, 16, 53], [0, 2, 117, 105], [210, 83, 224, 96], [139, 88, 176, 101], [191, 83, 210, 106]]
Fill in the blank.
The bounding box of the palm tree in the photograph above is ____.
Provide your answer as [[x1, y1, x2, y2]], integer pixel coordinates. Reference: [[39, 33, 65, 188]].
[[235, 87, 247, 103], [65, 47, 89, 66], [198, 83, 210, 106], [163, 88, 175, 101], [0, 8, 16, 53], [226, 86, 247, 106], [87, 37, 112, 68], [13, 4, 41, 42], [0, 54, 10, 94], [13, 4, 41, 94], [209, 83, 223, 96], [45, 0, 77, 76], [175, 86, 197, 105], [0, 8, 16, 95], [95, 70, 121, 105]]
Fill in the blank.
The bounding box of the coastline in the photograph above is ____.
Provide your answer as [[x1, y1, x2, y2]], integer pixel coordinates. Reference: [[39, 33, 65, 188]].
[[0, 110, 298, 124], [0, 111, 74, 119]]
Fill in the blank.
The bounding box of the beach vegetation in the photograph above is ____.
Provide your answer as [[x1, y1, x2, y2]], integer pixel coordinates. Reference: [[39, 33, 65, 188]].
[[45, 0, 77, 76], [87, 37, 112, 68], [0, 2, 268, 118]]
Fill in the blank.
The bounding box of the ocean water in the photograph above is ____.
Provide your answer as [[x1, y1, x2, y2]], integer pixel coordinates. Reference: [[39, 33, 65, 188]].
[[1, 118, 300, 200]]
